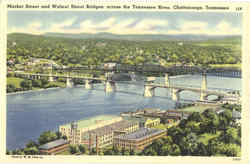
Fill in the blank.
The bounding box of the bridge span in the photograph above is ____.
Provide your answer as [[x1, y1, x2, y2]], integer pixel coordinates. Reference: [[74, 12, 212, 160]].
[[143, 73, 240, 102], [13, 71, 240, 102]]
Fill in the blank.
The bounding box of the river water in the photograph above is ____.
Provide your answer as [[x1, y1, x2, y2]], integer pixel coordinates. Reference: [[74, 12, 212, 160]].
[[7, 74, 241, 150]]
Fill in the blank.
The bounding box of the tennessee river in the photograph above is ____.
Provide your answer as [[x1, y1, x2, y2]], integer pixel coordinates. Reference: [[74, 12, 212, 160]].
[[7, 75, 241, 150]]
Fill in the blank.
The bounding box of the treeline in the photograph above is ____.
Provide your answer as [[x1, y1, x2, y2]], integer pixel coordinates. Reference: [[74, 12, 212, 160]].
[[7, 131, 66, 155], [7, 33, 241, 68], [141, 106, 241, 156], [7, 73, 63, 93]]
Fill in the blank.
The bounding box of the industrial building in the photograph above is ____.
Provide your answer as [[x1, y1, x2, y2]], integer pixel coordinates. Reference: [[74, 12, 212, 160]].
[[113, 128, 166, 151], [82, 119, 139, 150], [122, 116, 160, 128], [59, 115, 139, 150], [39, 139, 69, 155], [59, 115, 123, 145]]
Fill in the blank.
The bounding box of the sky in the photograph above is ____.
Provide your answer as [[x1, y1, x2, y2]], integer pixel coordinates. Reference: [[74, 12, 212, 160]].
[[8, 11, 242, 35]]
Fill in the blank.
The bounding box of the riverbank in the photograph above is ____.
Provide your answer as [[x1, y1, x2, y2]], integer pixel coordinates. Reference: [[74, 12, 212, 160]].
[[7, 87, 61, 95]]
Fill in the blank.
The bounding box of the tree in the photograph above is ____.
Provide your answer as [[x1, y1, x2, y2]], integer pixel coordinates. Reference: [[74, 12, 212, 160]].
[[7, 84, 16, 93], [69, 145, 79, 154], [26, 140, 38, 148], [169, 144, 181, 156], [79, 144, 87, 154], [55, 131, 62, 139], [104, 149, 113, 155], [20, 79, 32, 90], [188, 112, 204, 122], [32, 80, 42, 88], [194, 142, 207, 156], [129, 149, 136, 155], [220, 128, 239, 144], [23, 146, 39, 155], [62, 135, 67, 140], [38, 131, 57, 145], [167, 126, 183, 144], [41, 78, 49, 87]]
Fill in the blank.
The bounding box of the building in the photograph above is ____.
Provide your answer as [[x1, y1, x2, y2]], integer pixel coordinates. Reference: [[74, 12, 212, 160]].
[[82, 119, 139, 150], [38, 139, 69, 155], [59, 115, 123, 145], [232, 109, 241, 125], [221, 96, 241, 105], [113, 128, 166, 151], [123, 116, 160, 128], [163, 110, 190, 121], [59, 115, 139, 150]]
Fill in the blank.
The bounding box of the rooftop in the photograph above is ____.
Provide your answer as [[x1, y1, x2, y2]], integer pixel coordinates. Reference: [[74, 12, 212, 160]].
[[39, 139, 69, 150], [232, 110, 241, 119], [88, 119, 138, 136], [60, 115, 120, 129], [115, 128, 166, 141]]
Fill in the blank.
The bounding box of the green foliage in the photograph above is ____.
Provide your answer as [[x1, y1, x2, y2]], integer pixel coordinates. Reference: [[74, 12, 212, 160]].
[[20, 79, 32, 90], [26, 140, 38, 148], [79, 144, 87, 154], [7, 84, 16, 93], [69, 145, 80, 154], [38, 131, 57, 145], [23, 146, 39, 155], [32, 79, 42, 88], [7, 33, 241, 69]]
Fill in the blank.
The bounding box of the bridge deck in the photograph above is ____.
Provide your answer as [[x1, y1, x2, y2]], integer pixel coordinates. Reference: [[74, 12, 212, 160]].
[[146, 84, 233, 97], [14, 72, 106, 81]]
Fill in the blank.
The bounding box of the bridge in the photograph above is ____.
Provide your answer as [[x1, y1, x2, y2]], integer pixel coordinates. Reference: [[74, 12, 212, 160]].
[[13, 71, 240, 102], [143, 73, 238, 102], [13, 72, 116, 93], [54, 65, 242, 78]]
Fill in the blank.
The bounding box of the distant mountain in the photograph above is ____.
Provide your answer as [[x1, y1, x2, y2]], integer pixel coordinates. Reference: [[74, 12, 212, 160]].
[[43, 32, 241, 41]]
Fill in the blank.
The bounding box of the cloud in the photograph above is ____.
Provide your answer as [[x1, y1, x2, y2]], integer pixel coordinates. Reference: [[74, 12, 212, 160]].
[[77, 17, 169, 34], [8, 21, 43, 35], [8, 17, 241, 36], [134, 19, 168, 31], [166, 20, 241, 35], [212, 21, 241, 35]]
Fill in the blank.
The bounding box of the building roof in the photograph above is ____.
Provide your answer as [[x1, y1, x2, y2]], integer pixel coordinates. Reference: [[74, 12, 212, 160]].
[[115, 128, 166, 141], [39, 139, 69, 150], [87, 119, 138, 136], [232, 110, 241, 119], [123, 116, 159, 124], [60, 115, 120, 129]]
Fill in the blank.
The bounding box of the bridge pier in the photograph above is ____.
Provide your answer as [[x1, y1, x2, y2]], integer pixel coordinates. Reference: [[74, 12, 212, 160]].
[[85, 79, 93, 89], [144, 85, 155, 97], [171, 88, 180, 101], [105, 81, 116, 93], [48, 73, 55, 82], [66, 77, 74, 88], [165, 73, 170, 87], [200, 73, 207, 101]]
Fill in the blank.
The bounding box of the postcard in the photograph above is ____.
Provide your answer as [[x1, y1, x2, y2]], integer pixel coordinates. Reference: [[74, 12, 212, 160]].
[[1, 0, 250, 164]]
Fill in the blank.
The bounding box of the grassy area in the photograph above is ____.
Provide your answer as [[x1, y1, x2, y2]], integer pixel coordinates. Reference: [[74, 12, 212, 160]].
[[154, 123, 168, 130], [7, 77, 24, 88], [210, 64, 241, 70], [56, 149, 71, 155], [179, 104, 219, 113], [48, 81, 66, 88], [199, 131, 221, 145]]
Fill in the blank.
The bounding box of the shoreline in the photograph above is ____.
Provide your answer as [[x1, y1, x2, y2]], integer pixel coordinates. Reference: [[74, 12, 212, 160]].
[[7, 87, 61, 96]]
